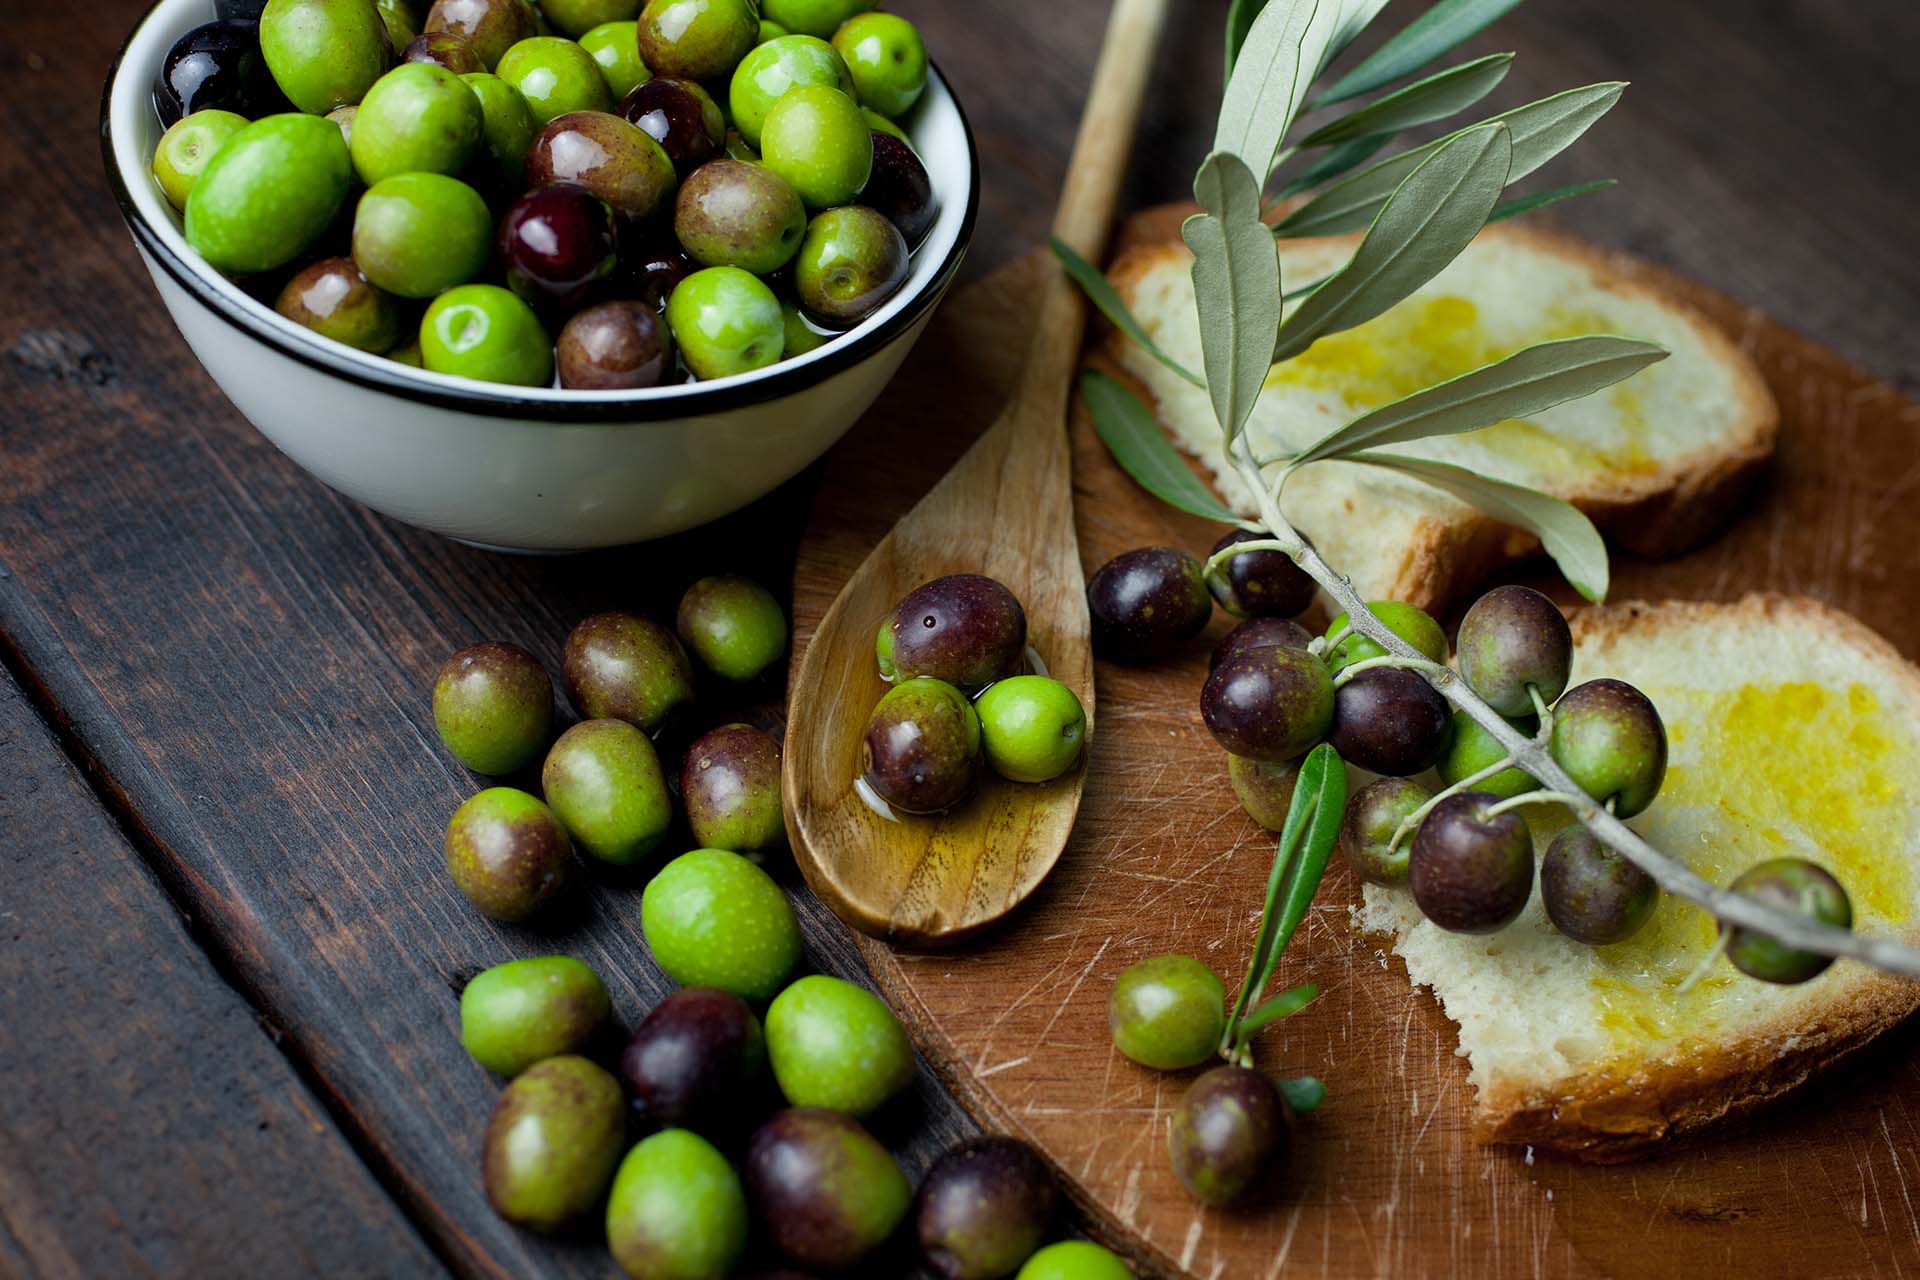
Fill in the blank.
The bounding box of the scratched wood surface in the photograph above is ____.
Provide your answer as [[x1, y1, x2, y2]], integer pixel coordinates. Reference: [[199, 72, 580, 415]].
[[790, 217, 1920, 1277]]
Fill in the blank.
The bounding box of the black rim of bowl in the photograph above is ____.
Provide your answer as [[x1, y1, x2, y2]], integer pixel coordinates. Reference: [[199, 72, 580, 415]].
[[99, 1, 981, 424]]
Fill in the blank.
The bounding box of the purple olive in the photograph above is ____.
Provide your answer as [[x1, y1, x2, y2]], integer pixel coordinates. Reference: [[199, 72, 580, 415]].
[[423, 0, 535, 69], [556, 299, 673, 390], [402, 30, 484, 74], [525, 109, 677, 222], [1207, 529, 1316, 619], [498, 182, 619, 311], [1327, 666, 1451, 777], [1408, 792, 1533, 934], [862, 130, 937, 247], [1456, 585, 1574, 717], [443, 787, 574, 921], [916, 1137, 1059, 1279], [617, 77, 726, 173], [1200, 644, 1334, 762], [154, 19, 288, 125], [1541, 824, 1658, 945], [681, 723, 785, 855], [860, 678, 982, 814], [745, 1109, 911, 1271], [1168, 1066, 1293, 1207], [1086, 547, 1212, 662], [620, 987, 767, 1135], [1210, 616, 1313, 671], [561, 611, 695, 732], [878, 574, 1027, 690]]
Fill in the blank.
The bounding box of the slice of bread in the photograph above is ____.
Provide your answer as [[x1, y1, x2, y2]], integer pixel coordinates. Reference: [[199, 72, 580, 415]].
[[1352, 594, 1920, 1161], [1105, 223, 1779, 611]]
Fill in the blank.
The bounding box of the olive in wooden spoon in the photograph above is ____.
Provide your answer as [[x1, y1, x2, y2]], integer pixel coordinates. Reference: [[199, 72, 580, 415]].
[[783, 0, 1171, 947]]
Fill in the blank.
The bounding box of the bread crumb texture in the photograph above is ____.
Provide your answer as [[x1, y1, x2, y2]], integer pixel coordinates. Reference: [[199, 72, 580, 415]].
[[1352, 596, 1920, 1154]]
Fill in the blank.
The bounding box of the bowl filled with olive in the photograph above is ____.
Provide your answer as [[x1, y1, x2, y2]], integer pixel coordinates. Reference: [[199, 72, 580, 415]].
[[103, 0, 978, 550]]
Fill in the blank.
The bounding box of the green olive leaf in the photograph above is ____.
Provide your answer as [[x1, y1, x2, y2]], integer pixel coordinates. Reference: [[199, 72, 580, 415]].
[[1290, 334, 1668, 466], [1314, 0, 1528, 106], [1273, 122, 1511, 364], [1273, 134, 1393, 198], [1185, 152, 1284, 445], [1299, 53, 1514, 148], [1237, 983, 1321, 1037], [1078, 370, 1241, 524], [1276, 82, 1625, 238], [1350, 452, 1611, 600], [1049, 237, 1203, 387], [1224, 0, 1272, 81], [1215, 0, 1342, 179], [1279, 1075, 1329, 1113], [1489, 177, 1616, 223]]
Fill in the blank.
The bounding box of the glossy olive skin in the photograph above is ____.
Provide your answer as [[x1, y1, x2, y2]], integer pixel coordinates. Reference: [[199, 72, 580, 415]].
[[678, 575, 789, 680], [882, 574, 1027, 690], [524, 110, 677, 221], [1456, 585, 1573, 717], [349, 60, 483, 184], [431, 640, 553, 775], [1339, 776, 1430, 886], [1228, 754, 1301, 832], [1725, 858, 1852, 984], [1200, 644, 1335, 763], [638, 0, 759, 81], [1018, 1243, 1132, 1280], [275, 256, 403, 353], [482, 1055, 626, 1231], [795, 205, 908, 329], [444, 787, 574, 921], [682, 723, 785, 854], [667, 266, 786, 379], [606, 1129, 748, 1280], [617, 77, 727, 173], [420, 283, 555, 385], [154, 109, 252, 211], [498, 182, 620, 311], [1408, 792, 1533, 934], [377, 0, 421, 47], [562, 611, 695, 733], [1210, 616, 1313, 671], [1327, 666, 1450, 777], [351, 171, 493, 297], [542, 718, 673, 865], [1549, 679, 1668, 818], [745, 1109, 912, 1271], [462, 70, 538, 190], [831, 10, 925, 118], [1437, 709, 1538, 799], [916, 1137, 1060, 1280], [557, 299, 674, 390], [1108, 954, 1224, 1070], [1540, 825, 1658, 945], [259, 0, 394, 114], [187, 115, 352, 275], [620, 986, 767, 1133], [460, 955, 611, 1075], [728, 34, 855, 148], [620, 242, 697, 309], [1207, 529, 1315, 619], [642, 850, 802, 1001], [1086, 547, 1212, 662], [862, 130, 936, 247], [579, 20, 650, 98], [424, 0, 534, 68], [860, 678, 982, 814], [675, 159, 808, 274], [975, 676, 1086, 784], [154, 19, 286, 126], [765, 975, 915, 1117], [1323, 601, 1449, 674], [402, 30, 484, 73], [1168, 1066, 1293, 1207], [759, 84, 871, 209]]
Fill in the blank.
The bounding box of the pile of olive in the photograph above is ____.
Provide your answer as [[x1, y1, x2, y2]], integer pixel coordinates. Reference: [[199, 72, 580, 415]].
[[1089, 539, 1856, 984], [150, 0, 942, 388], [857, 574, 1090, 816], [433, 573, 789, 923], [458, 955, 1136, 1275]]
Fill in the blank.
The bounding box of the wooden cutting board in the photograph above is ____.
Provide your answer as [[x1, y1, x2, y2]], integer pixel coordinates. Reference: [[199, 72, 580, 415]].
[[790, 205, 1920, 1279]]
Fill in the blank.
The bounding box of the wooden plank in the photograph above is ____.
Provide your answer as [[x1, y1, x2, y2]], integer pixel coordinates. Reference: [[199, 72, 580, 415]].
[[0, 668, 444, 1278]]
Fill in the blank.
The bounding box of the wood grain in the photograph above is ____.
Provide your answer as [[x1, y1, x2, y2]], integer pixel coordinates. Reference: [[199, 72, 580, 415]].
[[784, 0, 1171, 945], [0, 668, 443, 1278], [790, 219, 1920, 1278]]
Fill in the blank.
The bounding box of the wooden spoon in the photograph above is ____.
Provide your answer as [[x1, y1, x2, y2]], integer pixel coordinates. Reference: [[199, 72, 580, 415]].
[[784, 0, 1171, 947]]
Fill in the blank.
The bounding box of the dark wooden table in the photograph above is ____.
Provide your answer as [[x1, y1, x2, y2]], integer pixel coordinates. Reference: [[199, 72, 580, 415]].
[[3, 1, 1915, 1275]]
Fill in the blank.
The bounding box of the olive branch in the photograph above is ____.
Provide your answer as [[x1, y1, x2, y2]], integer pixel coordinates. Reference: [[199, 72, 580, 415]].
[[1058, 0, 1920, 1026]]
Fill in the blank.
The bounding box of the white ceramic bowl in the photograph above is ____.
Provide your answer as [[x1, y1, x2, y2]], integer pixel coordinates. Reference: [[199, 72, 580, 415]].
[[103, 0, 978, 550]]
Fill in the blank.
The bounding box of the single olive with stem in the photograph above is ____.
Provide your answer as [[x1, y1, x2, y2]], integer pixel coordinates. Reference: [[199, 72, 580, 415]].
[[1408, 791, 1534, 934], [1201, 644, 1334, 763], [1549, 678, 1667, 818], [1541, 825, 1659, 945], [1456, 584, 1574, 717], [1340, 777, 1431, 886], [1724, 858, 1853, 983]]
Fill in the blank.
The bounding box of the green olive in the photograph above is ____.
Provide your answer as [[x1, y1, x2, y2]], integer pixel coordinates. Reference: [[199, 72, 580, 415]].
[[1724, 858, 1852, 984], [760, 0, 874, 40], [606, 1129, 748, 1279], [758, 83, 870, 209], [153, 109, 250, 212], [482, 1055, 626, 1231], [1227, 753, 1301, 832], [541, 719, 673, 866], [444, 788, 574, 921], [352, 171, 493, 298], [676, 574, 788, 681], [495, 35, 612, 126], [728, 33, 854, 149], [185, 114, 351, 275], [579, 20, 651, 98], [637, 0, 759, 80], [1437, 709, 1539, 798], [765, 974, 915, 1116], [275, 256, 405, 354], [462, 71, 539, 189], [420, 284, 555, 386], [538, 0, 635, 40], [1017, 1242, 1134, 1280], [975, 675, 1086, 784], [460, 955, 611, 1075], [259, 0, 395, 115], [350, 61, 485, 184], [641, 849, 801, 1001], [665, 266, 785, 380], [794, 204, 907, 329], [1322, 600, 1450, 674], [831, 11, 926, 119], [1108, 954, 1224, 1070], [1548, 678, 1668, 818]]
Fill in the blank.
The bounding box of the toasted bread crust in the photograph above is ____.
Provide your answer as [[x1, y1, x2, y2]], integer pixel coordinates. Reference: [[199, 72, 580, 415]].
[[1103, 226, 1782, 613], [1479, 596, 1920, 1161]]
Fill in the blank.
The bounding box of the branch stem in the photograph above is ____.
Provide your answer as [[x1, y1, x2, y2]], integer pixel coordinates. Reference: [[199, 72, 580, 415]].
[[1223, 434, 1920, 977]]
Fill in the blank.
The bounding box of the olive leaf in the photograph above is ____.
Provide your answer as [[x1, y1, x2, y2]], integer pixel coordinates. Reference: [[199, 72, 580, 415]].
[[1224, 0, 1272, 81], [1350, 452, 1611, 600], [1314, 0, 1528, 106], [1273, 123, 1511, 364], [1079, 370, 1241, 523], [1049, 237, 1203, 387], [1320, 0, 1393, 76], [1272, 134, 1392, 198], [1290, 334, 1668, 467], [1185, 152, 1284, 445], [1237, 982, 1320, 1037], [1214, 0, 1342, 180], [1298, 52, 1514, 148], [1275, 82, 1625, 237], [1489, 177, 1616, 223], [1224, 743, 1346, 1058]]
